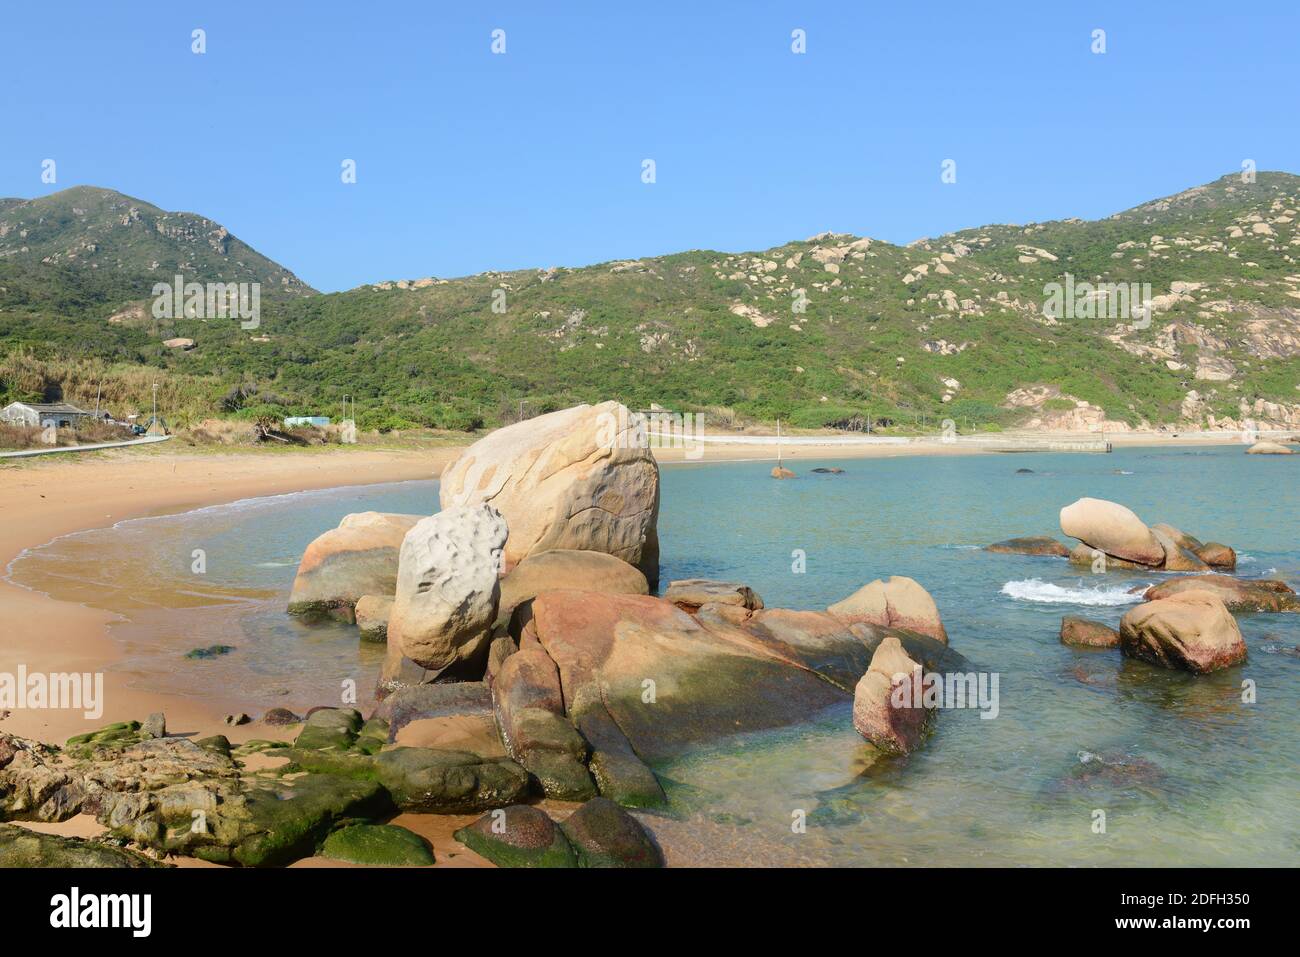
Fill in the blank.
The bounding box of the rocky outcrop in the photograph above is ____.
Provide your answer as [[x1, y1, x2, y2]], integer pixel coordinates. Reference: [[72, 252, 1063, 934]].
[[826, 576, 948, 643], [1119, 591, 1247, 673], [1194, 542, 1237, 570], [1151, 526, 1211, 572], [1245, 441, 1295, 455], [438, 402, 661, 584], [665, 579, 764, 612], [1060, 497, 1164, 566], [1059, 616, 1120, 648], [1141, 575, 1299, 613], [287, 512, 421, 622], [851, 636, 931, 754], [389, 505, 508, 674], [985, 536, 1070, 557], [0, 823, 167, 868]]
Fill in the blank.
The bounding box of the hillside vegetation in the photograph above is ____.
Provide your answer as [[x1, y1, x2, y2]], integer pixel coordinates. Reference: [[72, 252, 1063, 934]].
[[2, 175, 1299, 433]]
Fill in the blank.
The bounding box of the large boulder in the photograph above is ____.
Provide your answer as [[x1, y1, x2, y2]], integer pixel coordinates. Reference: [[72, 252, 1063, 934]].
[[1119, 591, 1247, 673], [826, 576, 947, 643], [1060, 498, 1164, 566], [438, 402, 661, 585], [498, 549, 648, 623], [287, 512, 422, 621], [984, 536, 1070, 557], [389, 505, 508, 673], [1142, 575, 1299, 613]]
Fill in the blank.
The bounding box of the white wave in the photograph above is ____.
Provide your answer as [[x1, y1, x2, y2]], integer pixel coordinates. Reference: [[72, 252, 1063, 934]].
[[1000, 578, 1145, 606]]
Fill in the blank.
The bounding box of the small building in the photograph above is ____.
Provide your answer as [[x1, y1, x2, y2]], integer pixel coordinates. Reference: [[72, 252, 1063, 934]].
[[0, 401, 96, 429]]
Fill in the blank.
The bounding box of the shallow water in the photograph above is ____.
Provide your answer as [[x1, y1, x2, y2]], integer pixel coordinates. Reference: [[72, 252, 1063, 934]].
[[9, 447, 1299, 865]]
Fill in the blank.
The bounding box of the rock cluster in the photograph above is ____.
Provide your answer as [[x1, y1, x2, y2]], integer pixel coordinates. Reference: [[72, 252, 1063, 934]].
[[1057, 498, 1236, 572]]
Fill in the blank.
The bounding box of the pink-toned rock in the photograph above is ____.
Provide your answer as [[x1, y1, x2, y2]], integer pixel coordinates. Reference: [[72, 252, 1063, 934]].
[[1059, 616, 1120, 648], [1194, 542, 1236, 570], [1142, 575, 1298, 613], [1060, 497, 1164, 566], [287, 512, 423, 622], [438, 402, 660, 584], [1119, 590, 1246, 673], [827, 576, 948, 644], [851, 636, 930, 754], [1152, 527, 1210, 572]]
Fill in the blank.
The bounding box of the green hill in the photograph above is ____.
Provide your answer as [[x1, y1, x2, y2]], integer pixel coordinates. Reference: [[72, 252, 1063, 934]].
[[2, 174, 1299, 433]]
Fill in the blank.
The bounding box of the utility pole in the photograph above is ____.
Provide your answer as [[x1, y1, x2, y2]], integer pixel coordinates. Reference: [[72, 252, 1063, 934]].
[[152, 383, 158, 427]]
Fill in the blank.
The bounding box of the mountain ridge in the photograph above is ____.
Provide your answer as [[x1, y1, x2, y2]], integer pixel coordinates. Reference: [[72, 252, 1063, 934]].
[[1, 173, 1298, 435]]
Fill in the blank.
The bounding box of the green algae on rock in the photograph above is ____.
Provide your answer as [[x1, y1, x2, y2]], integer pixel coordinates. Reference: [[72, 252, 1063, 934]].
[[454, 804, 577, 868], [321, 823, 434, 866]]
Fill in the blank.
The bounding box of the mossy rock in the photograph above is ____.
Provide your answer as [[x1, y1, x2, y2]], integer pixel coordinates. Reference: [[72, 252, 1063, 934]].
[[519, 749, 597, 802], [64, 721, 146, 757], [285, 746, 530, 813], [454, 805, 577, 868], [0, 823, 169, 868], [165, 774, 394, 868], [184, 644, 235, 659], [321, 823, 434, 866], [293, 708, 364, 751], [195, 734, 232, 757], [354, 718, 390, 755], [559, 797, 663, 868]]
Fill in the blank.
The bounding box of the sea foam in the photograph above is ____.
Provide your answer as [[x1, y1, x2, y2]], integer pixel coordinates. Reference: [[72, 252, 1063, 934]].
[[1000, 578, 1145, 607]]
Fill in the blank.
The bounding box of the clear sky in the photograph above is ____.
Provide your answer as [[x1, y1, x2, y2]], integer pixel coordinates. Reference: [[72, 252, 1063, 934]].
[[3, 1, 1296, 292]]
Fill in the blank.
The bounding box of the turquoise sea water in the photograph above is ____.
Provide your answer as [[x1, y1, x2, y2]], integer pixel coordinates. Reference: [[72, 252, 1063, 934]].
[[9, 446, 1299, 865]]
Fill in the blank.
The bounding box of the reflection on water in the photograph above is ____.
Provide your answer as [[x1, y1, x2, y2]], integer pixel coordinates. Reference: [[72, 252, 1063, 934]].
[[9, 448, 1300, 865]]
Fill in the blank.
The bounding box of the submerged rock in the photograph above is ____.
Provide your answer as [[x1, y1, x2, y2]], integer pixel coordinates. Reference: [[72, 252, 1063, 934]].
[[985, 536, 1070, 557], [389, 505, 508, 674], [1120, 591, 1247, 673], [287, 512, 422, 622], [321, 823, 434, 866], [438, 401, 661, 585], [185, 644, 235, 659], [1060, 497, 1164, 566], [454, 804, 577, 868], [770, 466, 795, 479]]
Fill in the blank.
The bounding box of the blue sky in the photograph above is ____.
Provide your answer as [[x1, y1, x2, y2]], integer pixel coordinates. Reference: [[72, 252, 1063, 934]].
[[3, 1, 1296, 292]]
